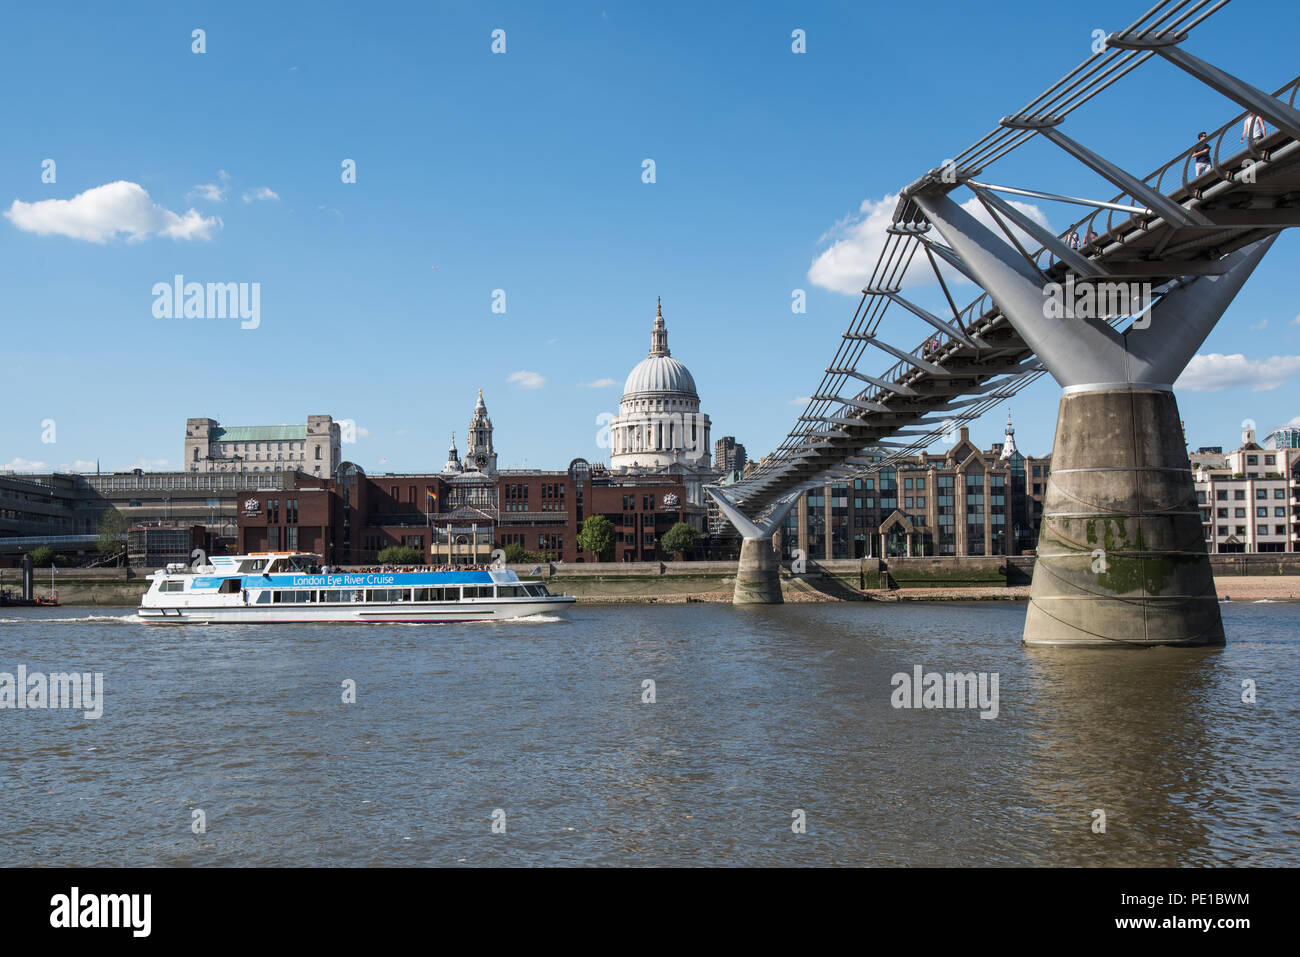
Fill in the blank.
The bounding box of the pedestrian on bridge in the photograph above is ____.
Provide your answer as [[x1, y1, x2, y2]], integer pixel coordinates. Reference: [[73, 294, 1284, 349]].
[[1242, 113, 1266, 143], [1192, 131, 1211, 176]]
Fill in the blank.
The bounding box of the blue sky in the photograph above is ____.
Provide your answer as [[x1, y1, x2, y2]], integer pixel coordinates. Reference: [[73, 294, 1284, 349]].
[[2, 0, 1298, 475]]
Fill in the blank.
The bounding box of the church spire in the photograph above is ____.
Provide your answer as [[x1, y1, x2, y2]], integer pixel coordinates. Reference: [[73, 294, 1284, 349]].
[[649, 296, 670, 357], [999, 410, 1018, 460]]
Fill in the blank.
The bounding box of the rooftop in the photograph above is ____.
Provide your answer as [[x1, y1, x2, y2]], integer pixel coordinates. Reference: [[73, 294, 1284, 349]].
[[211, 426, 308, 442]]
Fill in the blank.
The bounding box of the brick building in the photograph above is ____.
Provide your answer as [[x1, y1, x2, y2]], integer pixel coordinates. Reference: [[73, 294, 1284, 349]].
[[775, 417, 1050, 560], [236, 459, 706, 565]]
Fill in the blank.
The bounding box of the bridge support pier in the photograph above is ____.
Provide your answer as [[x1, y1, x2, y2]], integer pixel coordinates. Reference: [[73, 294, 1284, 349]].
[[707, 489, 799, 604], [912, 189, 1279, 647], [1026, 387, 1221, 646], [734, 536, 784, 603]]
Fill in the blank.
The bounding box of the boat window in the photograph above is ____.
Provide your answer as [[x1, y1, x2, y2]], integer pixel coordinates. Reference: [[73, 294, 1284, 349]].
[[365, 588, 406, 603], [255, 591, 272, 604], [219, 579, 240, 594], [462, 586, 491, 599], [320, 590, 343, 603], [240, 558, 269, 574], [497, 585, 523, 598], [414, 587, 448, 602], [160, 581, 185, 593]]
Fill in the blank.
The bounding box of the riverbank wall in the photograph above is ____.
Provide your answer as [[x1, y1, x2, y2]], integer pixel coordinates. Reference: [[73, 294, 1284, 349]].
[[17, 553, 1300, 606]]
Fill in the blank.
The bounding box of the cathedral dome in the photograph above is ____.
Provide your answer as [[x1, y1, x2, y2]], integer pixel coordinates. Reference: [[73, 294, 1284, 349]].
[[609, 298, 712, 481], [623, 354, 697, 398], [620, 297, 698, 399]]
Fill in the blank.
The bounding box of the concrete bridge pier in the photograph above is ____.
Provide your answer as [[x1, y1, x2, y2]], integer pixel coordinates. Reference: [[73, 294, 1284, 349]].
[[707, 489, 798, 604], [733, 536, 784, 603], [913, 188, 1278, 646], [1027, 387, 1222, 646]]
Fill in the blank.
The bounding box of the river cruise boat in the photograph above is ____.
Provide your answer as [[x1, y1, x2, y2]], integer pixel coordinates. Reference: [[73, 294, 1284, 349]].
[[138, 552, 573, 624]]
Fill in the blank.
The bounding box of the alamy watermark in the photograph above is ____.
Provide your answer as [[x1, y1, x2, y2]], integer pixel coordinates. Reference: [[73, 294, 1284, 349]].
[[890, 665, 999, 719], [1042, 276, 1153, 327], [152, 274, 260, 329], [0, 665, 104, 719]]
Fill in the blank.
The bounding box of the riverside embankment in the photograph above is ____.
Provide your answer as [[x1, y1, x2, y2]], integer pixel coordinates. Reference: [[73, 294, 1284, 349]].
[[12, 553, 1300, 606]]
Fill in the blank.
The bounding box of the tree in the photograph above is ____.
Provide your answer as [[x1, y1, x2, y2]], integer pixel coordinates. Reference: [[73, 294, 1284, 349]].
[[502, 543, 541, 565], [377, 545, 422, 565], [97, 509, 128, 564], [28, 546, 66, 568], [661, 522, 701, 559], [576, 515, 615, 561]]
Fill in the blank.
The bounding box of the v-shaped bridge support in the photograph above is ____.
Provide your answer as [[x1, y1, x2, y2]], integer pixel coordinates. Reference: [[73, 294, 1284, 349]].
[[707, 489, 800, 604], [907, 188, 1279, 646]]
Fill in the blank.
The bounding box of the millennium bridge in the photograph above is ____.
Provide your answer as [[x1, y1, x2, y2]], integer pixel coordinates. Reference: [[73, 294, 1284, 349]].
[[708, 0, 1300, 646]]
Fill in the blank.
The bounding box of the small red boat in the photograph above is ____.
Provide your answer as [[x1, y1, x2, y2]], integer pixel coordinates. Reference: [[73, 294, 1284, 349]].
[[0, 589, 59, 607]]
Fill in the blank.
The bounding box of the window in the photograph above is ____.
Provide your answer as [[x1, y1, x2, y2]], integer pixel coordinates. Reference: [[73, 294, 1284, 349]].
[[1256, 507, 1267, 518], [1218, 526, 1228, 536], [1234, 490, 1245, 500], [1216, 490, 1227, 500], [1276, 507, 1286, 517], [1246, 455, 1258, 466], [1235, 508, 1246, 518], [1275, 488, 1286, 499], [1276, 525, 1287, 536], [1265, 455, 1276, 466], [160, 581, 185, 593], [1217, 508, 1228, 518], [1257, 489, 1268, 500]]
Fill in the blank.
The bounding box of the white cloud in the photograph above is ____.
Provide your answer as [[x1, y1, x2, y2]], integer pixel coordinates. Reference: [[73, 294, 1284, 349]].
[[508, 370, 546, 389], [57, 460, 97, 472], [394, 428, 409, 436], [0, 457, 48, 472], [1291, 313, 1300, 326], [189, 182, 226, 202], [130, 458, 169, 470], [5, 181, 221, 243], [1248, 318, 1268, 332], [808, 192, 1051, 295], [242, 187, 279, 203], [581, 378, 617, 388], [354, 426, 372, 439], [377, 457, 389, 465], [788, 396, 810, 405], [1177, 353, 1300, 392]]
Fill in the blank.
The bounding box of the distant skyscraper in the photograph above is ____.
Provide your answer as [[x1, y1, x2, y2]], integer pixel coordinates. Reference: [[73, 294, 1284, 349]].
[[714, 436, 747, 473]]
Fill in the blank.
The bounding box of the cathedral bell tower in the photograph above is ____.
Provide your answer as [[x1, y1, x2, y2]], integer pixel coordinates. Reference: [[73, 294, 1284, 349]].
[[466, 388, 498, 475]]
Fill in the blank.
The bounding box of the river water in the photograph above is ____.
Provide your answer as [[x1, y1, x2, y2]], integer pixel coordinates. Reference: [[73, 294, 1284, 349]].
[[0, 602, 1296, 867]]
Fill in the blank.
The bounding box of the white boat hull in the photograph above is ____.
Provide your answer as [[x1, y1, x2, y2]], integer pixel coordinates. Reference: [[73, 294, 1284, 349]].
[[138, 597, 574, 625]]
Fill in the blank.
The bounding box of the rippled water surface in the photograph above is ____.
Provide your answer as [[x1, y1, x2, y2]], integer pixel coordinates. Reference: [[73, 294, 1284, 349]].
[[0, 602, 1296, 866]]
